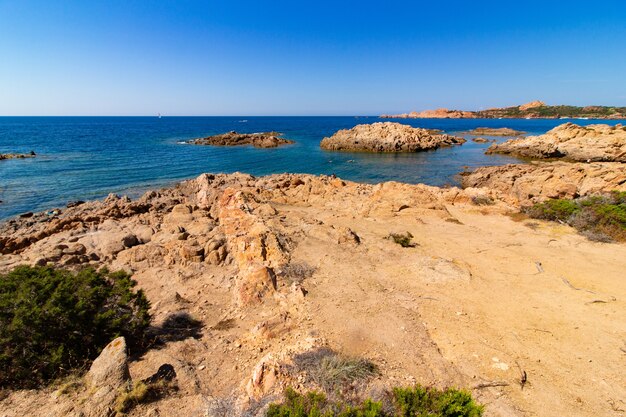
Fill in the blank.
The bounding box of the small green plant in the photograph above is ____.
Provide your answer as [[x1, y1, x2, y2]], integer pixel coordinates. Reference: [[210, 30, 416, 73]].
[[266, 388, 384, 417], [470, 195, 495, 206], [267, 385, 483, 417], [387, 232, 416, 248], [525, 199, 579, 222], [281, 261, 317, 284], [115, 377, 177, 416], [524, 192, 626, 242], [0, 266, 151, 388]]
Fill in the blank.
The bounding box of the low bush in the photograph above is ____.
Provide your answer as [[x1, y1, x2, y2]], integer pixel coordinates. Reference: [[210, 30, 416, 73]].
[[0, 266, 151, 388], [524, 192, 626, 242], [470, 195, 495, 206], [281, 261, 317, 284], [393, 386, 483, 417], [387, 232, 416, 248], [293, 348, 378, 393], [115, 378, 177, 415], [267, 385, 483, 417]]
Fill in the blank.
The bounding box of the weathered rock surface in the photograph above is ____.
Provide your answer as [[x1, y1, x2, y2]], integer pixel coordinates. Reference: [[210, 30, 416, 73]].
[[486, 122, 626, 162], [84, 337, 131, 417], [187, 131, 294, 148], [461, 161, 626, 205], [471, 137, 494, 144], [466, 127, 525, 136], [320, 122, 465, 152]]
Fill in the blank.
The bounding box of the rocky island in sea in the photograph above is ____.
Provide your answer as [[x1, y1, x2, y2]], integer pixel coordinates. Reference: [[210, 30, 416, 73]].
[[187, 131, 294, 148], [381, 100, 626, 119], [320, 121, 465, 152]]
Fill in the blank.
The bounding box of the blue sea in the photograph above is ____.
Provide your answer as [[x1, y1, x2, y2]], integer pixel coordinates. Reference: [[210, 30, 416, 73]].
[[1, 116, 624, 220]]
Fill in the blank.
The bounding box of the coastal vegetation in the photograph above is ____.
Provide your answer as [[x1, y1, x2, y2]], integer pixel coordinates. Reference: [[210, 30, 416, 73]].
[[0, 266, 151, 388], [386, 232, 417, 247], [266, 385, 483, 417], [525, 191, 626, 242]]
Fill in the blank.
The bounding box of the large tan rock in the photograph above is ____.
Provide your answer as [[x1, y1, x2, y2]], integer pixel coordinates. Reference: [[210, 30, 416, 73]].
[[461, 162, 626, 206], [487, 122, 626, 162], [84, 337, 130, 417], [320, 122, 465, 152]]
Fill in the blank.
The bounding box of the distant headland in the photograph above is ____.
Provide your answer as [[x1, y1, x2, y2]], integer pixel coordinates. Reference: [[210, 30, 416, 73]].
[[381, 100, 626, 119]]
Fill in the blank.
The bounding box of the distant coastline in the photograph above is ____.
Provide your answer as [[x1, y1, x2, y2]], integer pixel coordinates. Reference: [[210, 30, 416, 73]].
[[381, 100, 626, 119]]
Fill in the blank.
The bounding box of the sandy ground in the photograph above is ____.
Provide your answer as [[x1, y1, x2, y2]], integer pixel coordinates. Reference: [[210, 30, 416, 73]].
[[1, 174, 624, 417]]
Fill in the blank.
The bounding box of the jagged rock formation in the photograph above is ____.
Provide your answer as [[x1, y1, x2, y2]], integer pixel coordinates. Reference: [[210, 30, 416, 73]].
[[319, 122, 465, 152], [460, 161, 626, 205], [187, 131, 294, 148], [519, 100, 546, 111], [486, 123, 626, 162], [465, 127, 525, 136]]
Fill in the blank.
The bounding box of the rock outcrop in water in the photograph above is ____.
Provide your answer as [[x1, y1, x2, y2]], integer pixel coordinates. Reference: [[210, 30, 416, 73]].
[[188, 131, 294, 148], [319, 122, 465, 152], [486, 122, 626, 162], [466, 127, 525, 137], [0, 151, 36, 160]]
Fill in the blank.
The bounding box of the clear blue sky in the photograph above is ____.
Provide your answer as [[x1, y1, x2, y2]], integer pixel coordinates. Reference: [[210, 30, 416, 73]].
[[1, 0, 625, 115]]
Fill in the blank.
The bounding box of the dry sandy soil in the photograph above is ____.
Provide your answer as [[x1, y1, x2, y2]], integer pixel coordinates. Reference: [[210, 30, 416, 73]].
[[0, 173, 624, 417]]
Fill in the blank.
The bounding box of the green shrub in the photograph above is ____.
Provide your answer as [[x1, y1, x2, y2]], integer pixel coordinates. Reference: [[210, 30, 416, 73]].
[[266, 388, 384, 417], [524, 192, 626, 242], [524, 199, 579, 222], [470, 195, 495, 206], [387, 232, 416, 248], [267, 385, 483, 417], [0, 266, 151, 388], [393, 386, 483, 417]]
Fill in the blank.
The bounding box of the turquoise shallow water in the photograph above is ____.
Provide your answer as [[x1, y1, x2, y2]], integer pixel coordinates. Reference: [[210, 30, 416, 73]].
[[1, 116, 624, 220]]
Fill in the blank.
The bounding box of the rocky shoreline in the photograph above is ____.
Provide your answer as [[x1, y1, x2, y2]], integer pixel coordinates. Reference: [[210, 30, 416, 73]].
[[187, 131, 294, 148], [320, 122, 465, 152], [2, 122, 626, 417], [486, 122, 626, 162]]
